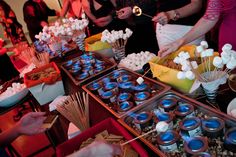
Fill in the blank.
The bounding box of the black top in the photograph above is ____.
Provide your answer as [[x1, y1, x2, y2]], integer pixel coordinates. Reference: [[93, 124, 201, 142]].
[[88, 0, 128, 35], [23, 0, 56, 42], [90, 0, 114, 18], [117, 0, 158, 24], [157, 0, 205, 26]]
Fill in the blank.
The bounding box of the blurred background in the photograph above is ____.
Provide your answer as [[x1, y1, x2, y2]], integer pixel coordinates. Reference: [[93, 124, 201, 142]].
[[0, 0, 62, 47]]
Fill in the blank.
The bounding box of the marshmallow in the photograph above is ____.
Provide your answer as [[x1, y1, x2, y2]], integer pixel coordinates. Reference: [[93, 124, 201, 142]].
[[222, 54, 231, 64], [200, 41, 208, 49], [181, 63, 191, 71], [226, 61, 236, 69], [155, 121, 169, 132], [0, 83, 26, 101], [222, 43, 232, 52], [178, 51, 186, 58], [196, 45, 204, 53], [185, 71, 195, 80], [231, 109, 236, 118], [204, 49, 214, 57], [213, 56, 223, 68], [177, 71, 186, 79], [136, 77, 144, 84]]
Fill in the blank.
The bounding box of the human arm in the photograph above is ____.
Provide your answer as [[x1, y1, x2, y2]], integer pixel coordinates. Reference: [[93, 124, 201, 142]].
[[152, 0, 202, 25], [158, 0, 221, 57], [67, 141, 121, 157], [60, 0, 70, 17], [0, 112, 46, 147], [82, 0, 96, 21], [158, 17, 218, 57]]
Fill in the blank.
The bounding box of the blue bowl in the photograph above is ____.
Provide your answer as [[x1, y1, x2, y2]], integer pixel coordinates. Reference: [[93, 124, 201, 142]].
[[76, 72, 89, 80]]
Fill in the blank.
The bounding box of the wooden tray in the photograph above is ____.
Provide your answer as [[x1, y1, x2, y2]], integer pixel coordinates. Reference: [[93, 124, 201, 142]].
[[82, 68, 171, 118], [118, 90, 236, 156], [61, 52, 117, 86]]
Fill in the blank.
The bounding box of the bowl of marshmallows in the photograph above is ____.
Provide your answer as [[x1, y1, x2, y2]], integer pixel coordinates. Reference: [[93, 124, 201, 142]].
[[118, 51, 156, 72], [0, 83, 28, 107]]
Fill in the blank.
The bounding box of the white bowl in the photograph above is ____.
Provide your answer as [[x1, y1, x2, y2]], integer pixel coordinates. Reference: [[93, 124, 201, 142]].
[[0, 88, 29, 107], [227, 97, 236, 117]]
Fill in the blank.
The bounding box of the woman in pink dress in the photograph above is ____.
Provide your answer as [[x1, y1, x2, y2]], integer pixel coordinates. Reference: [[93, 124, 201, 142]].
[[158, 0, 236, 57]]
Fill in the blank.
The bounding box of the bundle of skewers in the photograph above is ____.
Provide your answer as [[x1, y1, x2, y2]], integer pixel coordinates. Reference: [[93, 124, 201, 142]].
[[101, 28, 133, 61], [175, 41, 236, 105], [56, 92, 90, 131], [19, 46, 50, 68], [175, 41, 236, 82]]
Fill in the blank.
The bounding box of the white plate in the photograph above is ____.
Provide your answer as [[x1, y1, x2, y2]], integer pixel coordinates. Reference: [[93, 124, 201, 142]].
[[0, 88, 29, 107], [227, 97, 236, 116]]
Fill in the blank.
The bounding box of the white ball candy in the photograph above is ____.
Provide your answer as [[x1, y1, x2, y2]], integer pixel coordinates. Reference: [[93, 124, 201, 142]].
[[196, 45, 204, 53], [230, 109, 236, 118], [204, 49, 214, 57], [200, 41, 208, 49], [181, 63, 191, 71], [155, 121, 169, 132], [136, 77, 144, 85], [226, 61, 236, 69], [222, 43, 232, 52], [173, 57, 180, 64], [222, 54, 231, 64], [213, 56, 223, 68], [185, 71, 195, 80], [177, 71, 186, 79]]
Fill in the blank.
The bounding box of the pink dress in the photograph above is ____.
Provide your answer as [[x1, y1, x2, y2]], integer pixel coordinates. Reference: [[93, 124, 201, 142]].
[[203, 0, 236, 51]]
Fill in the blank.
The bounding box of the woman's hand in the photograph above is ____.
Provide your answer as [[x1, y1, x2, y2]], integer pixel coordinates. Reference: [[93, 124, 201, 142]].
[[117, 7, 132, 19], [152, 12, 170, 25], [158, 39, 184, 58], [94, 15, 112, 27], [15, 112, 47, 136]]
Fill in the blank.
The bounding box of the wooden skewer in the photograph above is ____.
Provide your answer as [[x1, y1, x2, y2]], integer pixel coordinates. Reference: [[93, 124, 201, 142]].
[[121, 129, 156, 146], [142, 13, 153, 19], [141, 68, 151, 77], [56, 92, 90, 131]]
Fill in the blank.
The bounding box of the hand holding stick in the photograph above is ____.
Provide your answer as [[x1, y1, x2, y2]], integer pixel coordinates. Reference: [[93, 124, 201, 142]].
[[132, 6, 153, 19]]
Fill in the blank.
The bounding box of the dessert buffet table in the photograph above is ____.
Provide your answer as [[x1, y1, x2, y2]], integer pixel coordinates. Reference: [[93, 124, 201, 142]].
[[6, 48, 235, 156], [26, 49, 236, 156]]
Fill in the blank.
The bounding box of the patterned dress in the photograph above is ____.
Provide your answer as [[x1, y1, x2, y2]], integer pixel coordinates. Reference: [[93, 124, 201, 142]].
[[203, 0, 236, 50]]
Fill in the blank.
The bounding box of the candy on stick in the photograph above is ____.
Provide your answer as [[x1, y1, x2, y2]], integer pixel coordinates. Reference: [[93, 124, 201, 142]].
[[121, 121, 169, 146], [200, 41, 208, 49]]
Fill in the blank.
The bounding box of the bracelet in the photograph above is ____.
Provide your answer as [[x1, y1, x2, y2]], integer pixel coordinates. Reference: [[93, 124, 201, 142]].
[[172, 10, 180, 21]]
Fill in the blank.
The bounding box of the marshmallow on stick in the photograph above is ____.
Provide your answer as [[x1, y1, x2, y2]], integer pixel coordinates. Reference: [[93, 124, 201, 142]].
[[121, 121, 169, 146]]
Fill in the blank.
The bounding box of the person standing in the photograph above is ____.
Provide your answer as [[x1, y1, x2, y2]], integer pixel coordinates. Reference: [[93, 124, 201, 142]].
[[60, 0, 82, 18], [23, 0, 59, 42], [152, 0, 205, 49], [0, 0, 27, 45], [116, 0, 158, 54], [158, 0, 236, 57], [82, 0, 128, 35]]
